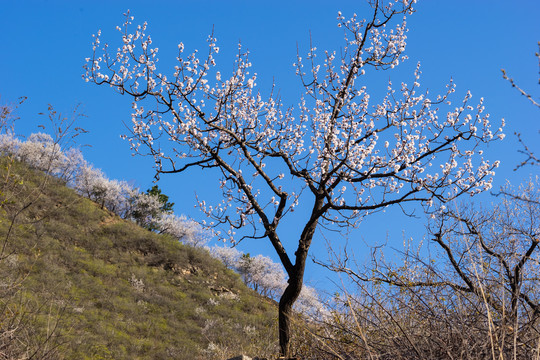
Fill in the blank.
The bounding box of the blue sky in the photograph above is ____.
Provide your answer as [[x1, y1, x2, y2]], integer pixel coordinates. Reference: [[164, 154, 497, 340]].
[[1, 1, 539, 293]]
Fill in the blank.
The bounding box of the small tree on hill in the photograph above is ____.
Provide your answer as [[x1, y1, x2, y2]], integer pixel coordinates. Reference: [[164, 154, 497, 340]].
[[75, 162, 133, 215], [156, 213, 208, 247], [128, 191, 163, 229], [238, 253, 287, 298], [131, 185, 175, 231], [84, 0, 504, 355], [147, 185, 175, 214]]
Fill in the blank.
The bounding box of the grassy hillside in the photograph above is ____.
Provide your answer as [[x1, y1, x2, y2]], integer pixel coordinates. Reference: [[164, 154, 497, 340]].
[[0, 158, 278, 359]]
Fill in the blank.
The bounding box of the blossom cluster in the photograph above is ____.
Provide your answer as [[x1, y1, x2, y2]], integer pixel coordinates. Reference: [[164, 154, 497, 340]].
[[83, 1, 504, 246]]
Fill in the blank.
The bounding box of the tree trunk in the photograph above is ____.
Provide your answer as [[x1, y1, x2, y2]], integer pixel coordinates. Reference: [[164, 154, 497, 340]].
[[277, 197, 323, 357], [278, 272, 303, 357]]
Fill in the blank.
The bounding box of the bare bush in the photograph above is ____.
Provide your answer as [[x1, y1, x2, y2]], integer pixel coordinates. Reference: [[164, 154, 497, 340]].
[[0, 100, 80, 360], [502, 42, 539, 170], [305, 178, 540, 359]]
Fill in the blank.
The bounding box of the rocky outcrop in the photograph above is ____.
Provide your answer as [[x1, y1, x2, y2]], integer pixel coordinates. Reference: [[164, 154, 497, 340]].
[[226, 356, 270, 360]]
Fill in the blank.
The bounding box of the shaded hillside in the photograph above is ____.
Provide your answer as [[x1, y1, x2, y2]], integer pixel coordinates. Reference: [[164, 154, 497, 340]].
[[0, 158, 278, 359]]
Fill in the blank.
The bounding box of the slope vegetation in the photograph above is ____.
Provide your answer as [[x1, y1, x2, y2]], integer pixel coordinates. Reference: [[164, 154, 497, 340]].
[[0, 158, 277, 359]]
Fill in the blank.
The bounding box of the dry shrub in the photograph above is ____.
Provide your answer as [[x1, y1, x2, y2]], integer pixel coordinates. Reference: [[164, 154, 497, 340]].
[[296, 179, 540, 360]]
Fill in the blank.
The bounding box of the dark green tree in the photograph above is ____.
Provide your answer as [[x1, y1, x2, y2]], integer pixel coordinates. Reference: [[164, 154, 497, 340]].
[[147, 185, 174, 214]]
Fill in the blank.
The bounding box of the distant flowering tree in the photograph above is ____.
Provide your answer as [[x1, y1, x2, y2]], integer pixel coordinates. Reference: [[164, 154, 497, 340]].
[[0, 133, 21, 156], [156, 213, 209, 247], [209, 245, 323, 314], [18, 133, 60, 171], [209, 245, 242, 269], [131, 185, 175, 231], [56, 148, 85, 183], [0, 103, 87, 183], [74, 162, 133, 216], [0, 131, 84, 183], [84, 0, 505, 354], [238, 253, 287, 298], [15, 133, 84, 182], [128, 191, 163, 229]]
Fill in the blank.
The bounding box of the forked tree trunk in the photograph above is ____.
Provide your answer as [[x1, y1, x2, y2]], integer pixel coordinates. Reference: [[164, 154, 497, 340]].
[[277, 198, 322, 357]]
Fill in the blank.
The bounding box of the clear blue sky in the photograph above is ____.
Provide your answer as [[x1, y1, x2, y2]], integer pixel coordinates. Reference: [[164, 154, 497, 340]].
[[1, 1, 539, 293]]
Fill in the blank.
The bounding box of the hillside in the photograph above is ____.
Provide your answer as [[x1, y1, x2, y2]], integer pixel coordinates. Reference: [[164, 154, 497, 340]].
[[0, 158, 278, 360]]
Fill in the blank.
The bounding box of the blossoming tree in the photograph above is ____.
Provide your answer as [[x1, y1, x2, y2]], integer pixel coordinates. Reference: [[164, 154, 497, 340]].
[[84, 0, 504, 355]]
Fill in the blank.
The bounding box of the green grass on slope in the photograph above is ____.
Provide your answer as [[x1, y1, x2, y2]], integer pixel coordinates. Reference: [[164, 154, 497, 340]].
[[0, 158, 278, 360]]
